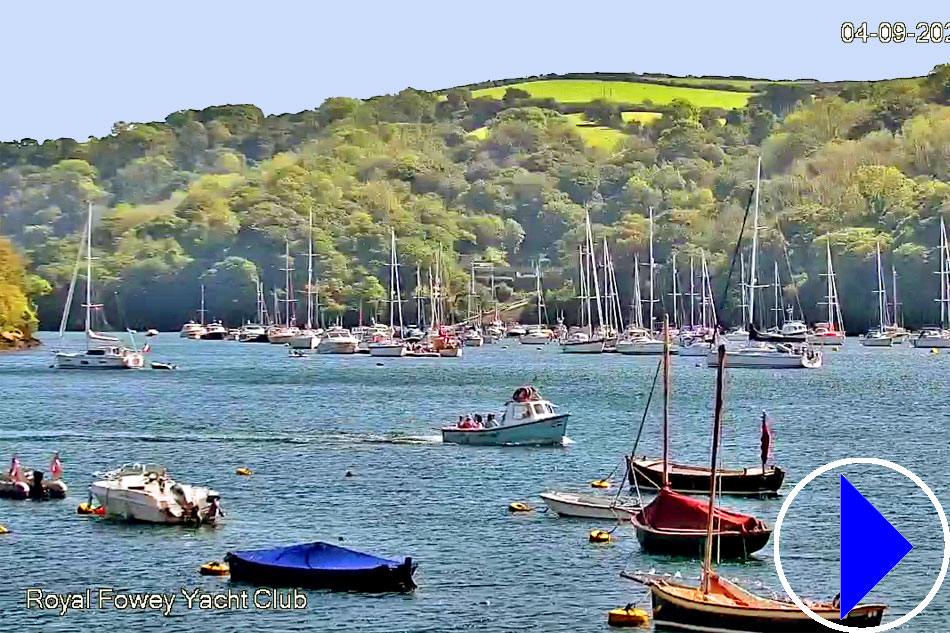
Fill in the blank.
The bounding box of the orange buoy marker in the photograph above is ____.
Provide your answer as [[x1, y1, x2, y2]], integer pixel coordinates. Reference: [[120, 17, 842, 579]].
[[590, 479, 610, 489], [607, 605, 649, 627], [589, 529, 611, 543], [508, 501, 532, 513], [200, 561, 230, 576], [77, 502, 105, 515], [236, 467, 253, 476]]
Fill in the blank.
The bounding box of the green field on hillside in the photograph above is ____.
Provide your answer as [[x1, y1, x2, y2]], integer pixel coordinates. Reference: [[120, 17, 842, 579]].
[[562, 114, 626, 150], [471, 80, 754, 109], [621, 111, 662, 124]]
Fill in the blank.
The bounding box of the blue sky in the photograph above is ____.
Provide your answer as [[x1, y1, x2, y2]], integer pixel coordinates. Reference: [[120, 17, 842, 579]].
[[4, 1, 950, 141]]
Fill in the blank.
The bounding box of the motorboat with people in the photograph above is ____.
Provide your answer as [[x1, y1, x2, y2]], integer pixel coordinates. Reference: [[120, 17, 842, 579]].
[[441, 386, 569, 446], [288, 328, 321, 349], [0, 454, 68, 500], [56, 343, 146, 370], [316, 327, 360, 354], [520, 326, 553, 345], [89, 464, 223, 525]]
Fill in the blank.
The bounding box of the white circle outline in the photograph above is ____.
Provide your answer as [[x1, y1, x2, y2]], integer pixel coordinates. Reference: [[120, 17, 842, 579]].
[[773, 457, 950, 632]]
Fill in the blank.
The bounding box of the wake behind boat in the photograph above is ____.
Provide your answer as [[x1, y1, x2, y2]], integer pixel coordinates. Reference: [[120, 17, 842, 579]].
[[441, 386, 569, 446]]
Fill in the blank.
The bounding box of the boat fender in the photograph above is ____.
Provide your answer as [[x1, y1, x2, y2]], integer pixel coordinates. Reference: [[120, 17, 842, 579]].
[[590, 479, 610, 489], [199, 561, 230, 576], [235, 467, 253, 476], [589, 529, 611, 543], [0, 525, 8, 534], [508, 501, 532, 513], [607, 605, 649, 627]]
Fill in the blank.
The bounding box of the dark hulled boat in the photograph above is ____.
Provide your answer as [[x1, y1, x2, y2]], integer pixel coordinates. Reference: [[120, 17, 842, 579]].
[[631, 486, 772, 559], [629, 458, 785, 497], [226, 542, 416, 592], [645, 574, 885, 632]]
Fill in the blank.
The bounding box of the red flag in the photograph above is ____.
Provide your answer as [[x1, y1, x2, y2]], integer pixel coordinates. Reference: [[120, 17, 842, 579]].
[[142, 343, 151, 353], [50, 453, 63, 480], [760, 413, 773, 467], [9, 455, 21, 482]]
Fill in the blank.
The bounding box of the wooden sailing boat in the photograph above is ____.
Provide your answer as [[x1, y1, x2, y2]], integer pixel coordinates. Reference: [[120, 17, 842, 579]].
[[626, 345, 886, 631], [630, 317, 773, 559]]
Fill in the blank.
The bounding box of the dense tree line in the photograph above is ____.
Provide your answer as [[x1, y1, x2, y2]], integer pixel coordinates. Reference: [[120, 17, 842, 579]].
[[4, 67, 950, 333]]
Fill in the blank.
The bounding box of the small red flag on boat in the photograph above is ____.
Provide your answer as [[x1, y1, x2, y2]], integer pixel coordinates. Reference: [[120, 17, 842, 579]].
[[142, 343, 151, 353], [50, 452, 63, 480], [9, 454, 21, 482], [760, 413, 773, 467]]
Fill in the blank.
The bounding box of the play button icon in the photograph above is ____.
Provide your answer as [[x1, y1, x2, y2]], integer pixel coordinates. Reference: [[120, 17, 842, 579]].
[[839, 475, 913, 619]]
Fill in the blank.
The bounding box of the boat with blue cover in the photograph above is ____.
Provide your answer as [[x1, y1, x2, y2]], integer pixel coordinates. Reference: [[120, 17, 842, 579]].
[[225, 542, 416, 592]]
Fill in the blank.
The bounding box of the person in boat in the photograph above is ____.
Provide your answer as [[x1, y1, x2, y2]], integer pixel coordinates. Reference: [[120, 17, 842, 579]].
[[484, 414, 498, 428], [474, 414, 484, 428], [206, 496, 225, 521]]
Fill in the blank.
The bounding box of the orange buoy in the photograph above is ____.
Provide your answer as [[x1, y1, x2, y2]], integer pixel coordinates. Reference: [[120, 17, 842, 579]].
[[77, 502, 105, 516], [200, 561, 230, 576], [236, 467, 253, 476], [607, 606, 649, 627], [508, 501, 532, 513], [590, 479, 610, 489]]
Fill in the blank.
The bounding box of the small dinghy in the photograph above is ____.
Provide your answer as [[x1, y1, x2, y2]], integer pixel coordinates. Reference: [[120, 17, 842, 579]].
[[225, 542, 416, 592], [150, 362, 177, 370], [540, 491, 640, 520], [0, 455, 67, 500], [441, 386, 569, 446]]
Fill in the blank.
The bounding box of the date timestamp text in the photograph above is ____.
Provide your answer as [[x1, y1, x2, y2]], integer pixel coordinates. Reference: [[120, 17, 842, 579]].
[[841, 22, 950, 43]]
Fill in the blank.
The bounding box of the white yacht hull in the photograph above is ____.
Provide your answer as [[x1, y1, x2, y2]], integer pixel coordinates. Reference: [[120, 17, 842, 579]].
[[438, 347, 463, 358], [808, 332, 845, 345], [913, 335, 950, 348], [709, 348, 822, 369], [369, 343, 406, 357], [678, 342, 712, 357], [539, 492, 639, 520], [520, 334, 551, 345], [316, 340, 358, 354], [442, 414, 568, 446], [463, 336, 484, 347], [288, 334, 320, 349], [616, 340, 677, 355], [859, 336, 893, 347], [561, 340, 605, 354], [55, 351, 144, 369]]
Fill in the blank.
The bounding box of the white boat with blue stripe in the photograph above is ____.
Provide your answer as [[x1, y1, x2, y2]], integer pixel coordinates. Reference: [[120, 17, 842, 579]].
[[441, 386, 570, 446]]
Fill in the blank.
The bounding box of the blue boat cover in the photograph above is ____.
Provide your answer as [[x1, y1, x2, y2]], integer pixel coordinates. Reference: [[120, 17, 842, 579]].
[[230, 542, 402, 571]]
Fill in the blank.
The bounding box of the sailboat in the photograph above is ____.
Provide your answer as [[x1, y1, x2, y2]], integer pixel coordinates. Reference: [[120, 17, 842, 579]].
[[520, 263, 553, 344], [617, 207, 671, 355], [55, 204, 145, 369], [808, 237, 846, 345], [370, 230, 408, 357], [462, 262, 485, 347], [289, 208, 322, 349], [679, 253, 716, 356], [913, 217, 950, 348], [710, 158, 821, 368], [631, 320, 772, 559], [563, 211, 606, 353], [268, 241, 300, 344], [859, 242, 894, 347], [199, 286, 228, 340], [180, 285, 208, 339], [625, 346, 886, 631], [884, 265, 909, 343]]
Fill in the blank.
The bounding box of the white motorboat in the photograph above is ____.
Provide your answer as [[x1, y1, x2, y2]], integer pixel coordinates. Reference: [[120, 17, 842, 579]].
[[807, 324, 845, 346], [180, 321, 205, 339], [369, 341, 407, 356], [56, 345, 146, 369], [724, 327, 749, 342], [90, 464, 222, 525], [912, 327, 950, 348], [506, 324, 527, 338], [859, 329, 893, 347], [520, 327, 553, 345], [441, 386, 569, 446], [463, 329, 484, 347], [202, 321, 228, 340], [708, 343, 822, 369], [677, 339, 712, 357], [145, 329, 159, 337], [561, 331, 606, 354], [615, 334, 673, 355], [238, 323, 269, 343], [288, 329, 321, 349], [317, 327, 359, 354], [267, 326, 299, 345], [539, 491, 640, 520]]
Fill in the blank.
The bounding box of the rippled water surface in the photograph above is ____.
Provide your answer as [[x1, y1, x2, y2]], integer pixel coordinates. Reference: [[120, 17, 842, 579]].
[[1, 334, 948, 632]]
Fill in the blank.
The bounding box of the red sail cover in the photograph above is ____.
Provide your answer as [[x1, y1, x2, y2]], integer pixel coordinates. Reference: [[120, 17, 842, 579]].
[[641, 487, 762, 533]]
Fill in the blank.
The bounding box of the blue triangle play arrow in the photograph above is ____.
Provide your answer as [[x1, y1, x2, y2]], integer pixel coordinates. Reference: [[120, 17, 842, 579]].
[[840, 474, 913, 619]]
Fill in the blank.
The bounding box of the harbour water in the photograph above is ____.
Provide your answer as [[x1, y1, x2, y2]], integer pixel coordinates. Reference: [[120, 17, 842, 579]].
[[1, 334, 948, 632]]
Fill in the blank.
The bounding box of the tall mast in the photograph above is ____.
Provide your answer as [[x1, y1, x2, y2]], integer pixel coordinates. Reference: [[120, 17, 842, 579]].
[[586, 211, 604, 333], [536, 262, 543, 329], [662, 314, 671, 488], [578, 243, 587, 331], [85, 203, 93, 348], [602, 237, 612, 333], [875, 242, 886, 330], [891, 264, 900, 328], [748, 156, 761, 327], [941, 218, 949, 329], [669, 252, 679, 329], [772, 261, 782, 329], [649, 207, 656, 334], [199, 284, 206, 326], [306, 208, 314, 330], [632, 253, 643, 329], [689, 255, 695, 329], [826, 238, 834, 328], [393, 230, 404, 333], [702, 344, 727, 594]]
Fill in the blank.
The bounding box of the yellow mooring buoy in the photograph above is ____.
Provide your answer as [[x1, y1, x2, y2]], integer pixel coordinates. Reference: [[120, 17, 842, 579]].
[[590, 479, 610, 489], [589, 529, 611, 543], [508, 501, 532, 513], [607, 605, 649, 627], [199, 561, 230, 576], [0, 525, 9, 534], [236, 467, 253, 476], [931, 348, 940, 355], [832, 346, 840, 352]]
